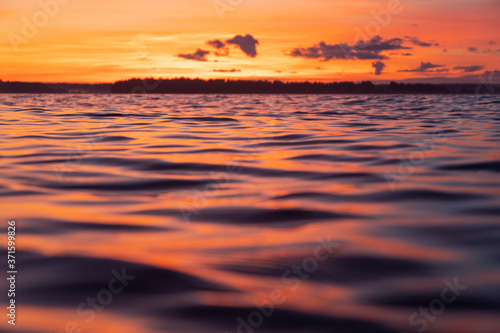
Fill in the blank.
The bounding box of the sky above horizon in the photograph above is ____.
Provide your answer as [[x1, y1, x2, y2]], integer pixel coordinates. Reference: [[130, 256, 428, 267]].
[[0, 0, 499, 83]]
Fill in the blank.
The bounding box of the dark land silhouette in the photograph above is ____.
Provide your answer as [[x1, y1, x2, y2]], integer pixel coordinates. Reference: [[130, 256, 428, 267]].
[[0, 81, 111, 94], [1, 78, 498, 94], [0, 80, 65, 94]]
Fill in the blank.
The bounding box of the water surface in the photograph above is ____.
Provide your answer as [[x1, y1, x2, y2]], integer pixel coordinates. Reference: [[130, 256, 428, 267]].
[[1, 94, 499, 333]]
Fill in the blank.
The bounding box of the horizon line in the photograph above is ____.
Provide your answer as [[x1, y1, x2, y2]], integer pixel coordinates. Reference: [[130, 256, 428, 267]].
[[1, 77, 494, 85]]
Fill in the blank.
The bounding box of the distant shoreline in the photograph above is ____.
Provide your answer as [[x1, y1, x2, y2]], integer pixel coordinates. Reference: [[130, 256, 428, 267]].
[[1, 78, 498, 95]]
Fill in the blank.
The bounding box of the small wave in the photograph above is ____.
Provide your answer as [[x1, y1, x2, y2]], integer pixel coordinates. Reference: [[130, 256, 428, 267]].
[[343, 143, 414, 151], [164, 305, 399, 333], [365, 287, 500, 312], [273, 189, 487, 203], [461, 206, 500, 216], [14, 107, 49, 112], [22, 218, 170, 235], [167, 116, 238, 122], [436, 160, 500, 172], [16, 253, 229, 307], [82, 112, 128, 117], [0, 190, 47, 197], [43, 178, 216, 193], [132, 206, 360, 225], [97, 135, 134, 142], [266, 134, 312, 140], [246, 139, 353, 148], [342, 100, 366, 105], [312, 172, 385, 183], [287, 154, 375, 163]]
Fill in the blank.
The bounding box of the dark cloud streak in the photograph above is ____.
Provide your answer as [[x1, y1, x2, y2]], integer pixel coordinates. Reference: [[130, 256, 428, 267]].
[[405, 36, 438, 47], [213, 69, 241, 73], [177, 49, 210, 61], [454, 65, 484, 72], [207, 39, 226, 49], [398, 62, 446, 73], [289, 36, 411, 61]]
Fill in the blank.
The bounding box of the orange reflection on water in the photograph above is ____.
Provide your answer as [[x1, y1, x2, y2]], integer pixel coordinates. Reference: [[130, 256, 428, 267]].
[[1, 94, 499, 333]]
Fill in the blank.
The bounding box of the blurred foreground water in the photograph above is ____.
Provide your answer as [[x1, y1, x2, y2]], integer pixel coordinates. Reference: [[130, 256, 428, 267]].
[[1, 94, 499, 333]]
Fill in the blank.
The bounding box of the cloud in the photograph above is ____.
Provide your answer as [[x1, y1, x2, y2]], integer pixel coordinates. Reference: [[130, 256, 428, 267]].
[[401, 53, 413, 56], [488, 41, 496, 45], [177, 49, 210, 61], [405, 36, 438, 47], [354, 36, 410, 53], [205, 39, 229, 57], [454, 65, 484, 72], [206, 39, 230, 56], [372, 61, 386, 75], [467, 46, 499, 54], [396, 70, 500, 84], [483, 49, 499, 54], [289, 42, 356, 60], [398, 62, 446, 72], [178, 34, 260, 60], [207, 39, 225, 49], [289, 36, 411, 61], [213, 69, 241, 72], [226, 34, 259, 57]]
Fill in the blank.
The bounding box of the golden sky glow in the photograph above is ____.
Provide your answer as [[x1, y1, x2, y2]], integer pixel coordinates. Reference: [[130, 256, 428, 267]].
[[0, 0, 499, 82]]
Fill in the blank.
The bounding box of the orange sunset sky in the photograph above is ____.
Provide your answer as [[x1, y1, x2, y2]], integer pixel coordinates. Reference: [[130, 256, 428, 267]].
[[0, 0, 499, 83]]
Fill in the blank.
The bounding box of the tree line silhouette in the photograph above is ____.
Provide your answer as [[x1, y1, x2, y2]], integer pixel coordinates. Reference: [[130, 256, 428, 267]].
[[111, 78, 497, 94], [0, 80, 65, 93], [1, 78, 498, 94]]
